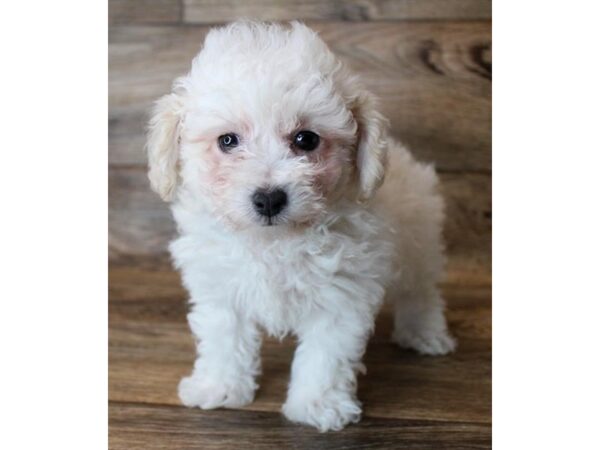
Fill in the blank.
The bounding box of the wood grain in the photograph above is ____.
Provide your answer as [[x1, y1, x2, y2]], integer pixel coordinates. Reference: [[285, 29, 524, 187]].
[[183, 0, 492, 23], [108, 259, 491, 448], [109, 22, 491, 171], [109, 0, 182, 25], [110, 402, 491, 449]]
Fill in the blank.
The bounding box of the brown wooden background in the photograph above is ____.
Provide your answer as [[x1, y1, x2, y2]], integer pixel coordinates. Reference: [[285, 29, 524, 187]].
[[109, 1, 491, 448]]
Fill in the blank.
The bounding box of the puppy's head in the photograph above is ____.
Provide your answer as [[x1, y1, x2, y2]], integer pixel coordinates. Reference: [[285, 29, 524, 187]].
[[147, 21, 389, 229]]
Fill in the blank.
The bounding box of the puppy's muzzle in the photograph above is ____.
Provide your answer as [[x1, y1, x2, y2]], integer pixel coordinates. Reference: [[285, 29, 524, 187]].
[[252, 188, 287, 219]]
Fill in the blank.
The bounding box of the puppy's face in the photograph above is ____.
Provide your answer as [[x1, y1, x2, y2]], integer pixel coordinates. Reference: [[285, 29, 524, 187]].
[[148, 22, 389, 230], [179, 61, 357, 229]]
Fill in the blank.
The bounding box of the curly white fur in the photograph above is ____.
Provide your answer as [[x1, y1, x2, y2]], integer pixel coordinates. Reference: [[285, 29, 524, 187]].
[[146, 21, 455, 432]]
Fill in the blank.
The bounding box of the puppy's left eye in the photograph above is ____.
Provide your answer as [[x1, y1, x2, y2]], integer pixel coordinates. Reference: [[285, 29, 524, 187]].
[[218, 133, 240, 152], [292, 130, 320, 152]]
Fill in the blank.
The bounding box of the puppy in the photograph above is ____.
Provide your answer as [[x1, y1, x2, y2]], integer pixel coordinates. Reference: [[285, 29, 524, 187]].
[[146, 21, 455, 432]]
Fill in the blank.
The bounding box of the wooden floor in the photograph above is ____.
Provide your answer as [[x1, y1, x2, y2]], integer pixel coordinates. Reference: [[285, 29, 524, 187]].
[[109, 256, 491, 449]]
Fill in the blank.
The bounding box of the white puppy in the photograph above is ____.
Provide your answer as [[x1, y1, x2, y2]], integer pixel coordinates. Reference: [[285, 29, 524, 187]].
[[146, 21, 455, 432]]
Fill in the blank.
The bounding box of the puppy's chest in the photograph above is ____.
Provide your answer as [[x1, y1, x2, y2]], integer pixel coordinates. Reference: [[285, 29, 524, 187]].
[[207, 234, 350, 300], [178, 233, 347, 332], [173, 212, 395, 333]]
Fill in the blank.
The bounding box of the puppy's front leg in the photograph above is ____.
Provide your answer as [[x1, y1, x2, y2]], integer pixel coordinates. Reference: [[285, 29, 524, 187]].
[[178, 303, 261, 409], [282, 309, 373, 432]]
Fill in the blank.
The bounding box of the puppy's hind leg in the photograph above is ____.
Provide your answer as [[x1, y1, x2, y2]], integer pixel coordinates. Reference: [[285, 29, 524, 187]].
[[387, 219, 456, 355], [382, 155, 456, 355], [391, 284, 456, 355]]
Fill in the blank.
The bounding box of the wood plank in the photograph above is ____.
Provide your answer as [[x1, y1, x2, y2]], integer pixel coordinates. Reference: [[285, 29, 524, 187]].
[[109, 261, 491, 424], [109, 22, 491, 171], [183, 0, 492, 23], [109, 0, 182, 25], [109, 258, 184, 303], [108, 167, 491, 281], [441, 172, 491, 284], [109, 168, 176, 256], [109, 401, 491, 449]]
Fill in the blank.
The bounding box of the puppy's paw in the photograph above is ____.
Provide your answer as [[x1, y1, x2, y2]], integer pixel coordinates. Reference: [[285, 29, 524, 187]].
[[392, 327, 457, 355], [282, 389, 362, 432], [178, 375, 255, 409]]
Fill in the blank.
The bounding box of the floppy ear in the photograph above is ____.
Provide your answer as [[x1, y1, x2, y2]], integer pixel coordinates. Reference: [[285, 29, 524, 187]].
[[352, 91, 389, 201], [146, 93, 183, 202]]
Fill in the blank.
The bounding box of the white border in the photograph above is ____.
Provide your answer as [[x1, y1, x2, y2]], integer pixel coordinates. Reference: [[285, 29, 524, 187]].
[[0, 1, 107, 449], [495, 1, 600, 449]]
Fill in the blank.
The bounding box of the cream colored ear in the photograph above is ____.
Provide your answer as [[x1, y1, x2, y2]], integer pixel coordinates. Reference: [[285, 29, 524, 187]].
[[353, 91, 389, 201], [146, 93, 183, 202]]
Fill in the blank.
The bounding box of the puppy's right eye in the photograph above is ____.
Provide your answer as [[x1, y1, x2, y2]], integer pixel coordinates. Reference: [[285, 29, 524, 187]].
[[218, 133, 240, 152], [292, 130, 320, 152]]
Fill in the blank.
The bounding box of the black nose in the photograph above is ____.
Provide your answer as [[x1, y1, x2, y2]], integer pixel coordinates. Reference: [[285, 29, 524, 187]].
[[252, 189, 288, 217]]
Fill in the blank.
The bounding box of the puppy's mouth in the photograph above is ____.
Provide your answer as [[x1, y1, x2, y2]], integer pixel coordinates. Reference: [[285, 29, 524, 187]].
[[255, 214, 320, 230], [258, 215, 286, 227]]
